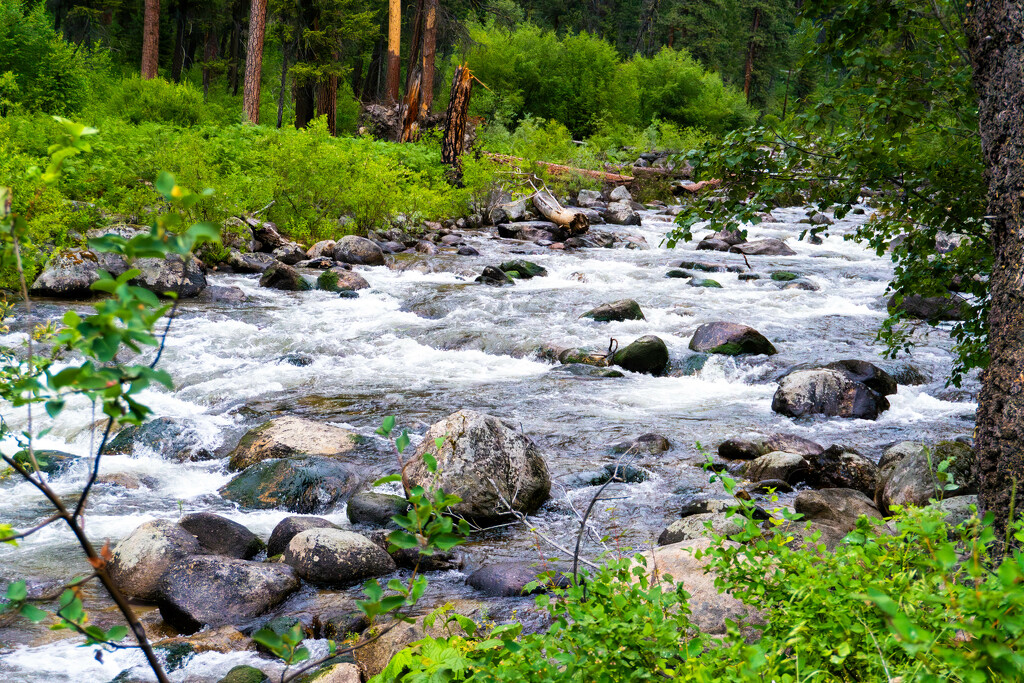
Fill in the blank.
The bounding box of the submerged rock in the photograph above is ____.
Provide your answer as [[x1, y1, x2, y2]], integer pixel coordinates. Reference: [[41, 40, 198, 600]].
[[404, 410, 551, 524], [611, 433, 670, 455], [475, 265, 515, 286], [103, 417, 213, 462], [499, 259, 547, 279], [220, 456, 362, 513], [688, 322, 777, 356], [580, 299, 645, 322], [228, 416, 360, 471], [467, 562, 567, 597], [611, 335, 669, 375]]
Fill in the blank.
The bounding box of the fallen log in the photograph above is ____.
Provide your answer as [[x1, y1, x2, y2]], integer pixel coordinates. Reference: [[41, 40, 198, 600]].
[[674, 179, 722, 194], [532, 190, 589, 235], [487, 153, 634, 184]]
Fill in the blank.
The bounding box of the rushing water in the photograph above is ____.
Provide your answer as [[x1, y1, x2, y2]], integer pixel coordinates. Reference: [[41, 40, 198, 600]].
[[0, 205, 977, 681]]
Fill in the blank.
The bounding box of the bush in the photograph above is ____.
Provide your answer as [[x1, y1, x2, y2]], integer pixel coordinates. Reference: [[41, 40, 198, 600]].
[[102, 76, 207, 127]]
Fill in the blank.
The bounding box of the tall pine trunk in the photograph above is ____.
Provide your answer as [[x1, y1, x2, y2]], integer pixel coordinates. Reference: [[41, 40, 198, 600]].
[[420, 0, 437, 116], [277, 43, 290, 128], [171, 1, 188, 82], [202, 27, 218, 101], [743, 7, 760, 103], [968, 2, 1024, 547], [243, 0, 268, 124], [316, 55, 339, 136], [385, 0, 401, 102], [141, 0, 160, 79]]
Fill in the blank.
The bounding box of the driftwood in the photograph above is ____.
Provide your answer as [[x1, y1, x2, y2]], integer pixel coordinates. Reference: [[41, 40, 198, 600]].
[[673, 179, 722, 194], [532, 190, 589, 235], [488, 153, 634, 184]]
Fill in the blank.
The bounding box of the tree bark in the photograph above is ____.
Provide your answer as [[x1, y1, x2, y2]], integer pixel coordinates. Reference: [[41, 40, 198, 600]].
[[362, 38, 385, 102], [399, 69, 422, 142], [532, 190, 589, 235], [202, 27, 218, 101], [242, 0, 268, 124], [442, 64, 474, 181], [743, 7, 761, 102], [171, 0, 188, 82], [968, 2, 1024, 547], [385, 0, 401, 102], [420, 0, 437, 116], [141, 0, 160, 79], [317, 63, 339, 136], [228, 18, 241, 94], [276, 43, 289, 128], [294, 81, 315, 129]]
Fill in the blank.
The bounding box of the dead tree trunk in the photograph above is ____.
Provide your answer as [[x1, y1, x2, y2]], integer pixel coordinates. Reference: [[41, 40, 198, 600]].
[[141, 0, 160, 79], [420, 0, 437, 116], [242, 0, 268, 124], [399, 69, 422, 142], [968, 1, 1024, 548], [441, 64, 474, 182], [532, 190, 589, 235], [385, 0, 401, 102]]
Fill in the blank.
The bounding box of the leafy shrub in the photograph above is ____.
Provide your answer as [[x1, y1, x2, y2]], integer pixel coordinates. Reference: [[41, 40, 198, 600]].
[[103, 76, 207, 127]]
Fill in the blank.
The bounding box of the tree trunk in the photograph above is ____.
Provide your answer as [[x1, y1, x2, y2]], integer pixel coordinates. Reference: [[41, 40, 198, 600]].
[[385, 0, 401, 102], [202, 27, 217, 100], [228, 19, 241, 94], [294, 81, 315, 129], [317, 62, 339, 136], [441, 63, 474, 181], [277, 43, 289, 128], [420, 0, 437, 116], [968, 2, 1024, 547], [242, 0, 268, 124], [532, 190, 589, 235], [141, 0, 160, 79], [405, 0, 424, 93], [171, 1, 188, 82], [362, 38, 385, 102], [743, 7, 760, 102], [399, 69, 422, 142]]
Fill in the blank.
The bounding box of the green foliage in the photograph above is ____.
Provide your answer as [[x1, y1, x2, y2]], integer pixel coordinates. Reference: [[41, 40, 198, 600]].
[[101, 76, 207, 127], [667, 0, 986, 385]]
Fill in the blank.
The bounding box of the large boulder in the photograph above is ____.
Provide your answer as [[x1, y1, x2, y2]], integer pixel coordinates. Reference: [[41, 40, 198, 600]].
[[794, 488, 882, 533], [688, 322, 777, 356], [157, 556, 300, 633], [103, 417, 213, 462], [499, 259, 548, 279], [580, 299, 645, 322], [611, 335, 669, 376], [875, 441, 977, 514], [346, 491, 409, 527], [247, 219, 288, 251], [466, 562, 567, 597], [283, 528, 395, 586], [318, 267, 370, 292], [225, 250, 276, 273], [267, 516, 338, 557], [608, 185, 632, 202], [272, 243, 308, 265], [657, 512, 746, 545], [334, 236, 385, 266], [888, 293, 971, 322], [108, 519, 202, 602], [130, 255, 208, 298], [729, 238, 797, 256], [259, 263, 312, 291], [404, 410, 551, 524], [779, 360, 897, 397], [772, 368, 890, 419], [178, 512, 265, 560], [743, 451, 808, 484], [806, 446, 879, 496], [220, 456, 362, 513], [228, 416, 360, 471], [307, 240, 337, 259], [29, 249, 129, 298], [603, 201, 641, 226], [718, 433, 824, 461]]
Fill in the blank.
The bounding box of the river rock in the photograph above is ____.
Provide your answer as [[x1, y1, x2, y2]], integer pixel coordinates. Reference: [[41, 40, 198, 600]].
[[247, 219, 287, 251], [103, 417, 213, 462], [195, 285, 247, 303], [603, 201, 641, 226], [718, 433, 824, 461], [888, 293, 971, 322], [272, 243, 308, 265], [228, 416, 360, 471], [364, 529, 464, 572], [475, 265, 514, 286], [794, 488, 881, 533], [658, 512, 746, 545], [28, 449, 79, 476], [708, 228, 745, 245], [580, 299, 645, 322], [930, 495, 979, 527], [346, 491, 409, 527], [130, 255, 207, 298], [158, 556, 300, 633], [109, 519, 202, 602], [806, 446, 878, 496], [333, 236, 385, 266], [466, 562, 568, 597], [29, 249, 129, 298], [696, 238, 731, 252], [259, 263, 312, 291], [689, 322, 777, 356], [729, 239, 797, 256], [577, 189, 602, 207], [284, 528, 395, 586], [804, 359, 898, 396], [267, 516, 338, 557], [611, 433, 670, 455], [220, 456, 362, 513], [672, 260, 743, 274], [608, 185, 632, 202], [499, 259, 547, 279], [688, 277, 722, 288], [322, 267, 370, 291], [743, 451, 808, 484], [772, 368, 890, 419], [307, 240, 336, 259], [488, 198, 528, 225], [296, 663, 360, 683], [178, 512, 265, 560], [218, 666, 268, 683], [611, 335, 669, 375], [404, 410, 551, 524], [225, 250, 276, 273], [875, 441, 977, 514]]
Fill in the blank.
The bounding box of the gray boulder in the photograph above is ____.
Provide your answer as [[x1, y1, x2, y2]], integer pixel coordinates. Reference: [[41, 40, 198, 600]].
[[346, 491, 409, 527], [718, 433, 824, 461], [220, 456, 362, 513], [795, 488, 881, 533], [806, 446, 879, 496], [658, 512, 746, 545], [319, 267, 370, 292], [608, 185, 632, 202], [466, 562, 567, 597], [131, 255, 207, 298], [306, 240, 337, 259], [228, 416, 360, 471], [272, 243, 308, 265], [259, 263, 312, 291], [158, 556, 300, 633], [267, 516, 338, 557], [744, 451, 808, 484], [30, 249, 128, 298], [178, 512, 265, 560], [109, 519, 202, 602], [103, 417, 213, 462], [603, 201, 641, 226], [772, 368, 890, 419], [612, 433, 670, 455], [729, 239, 797, 256], [404, 410, 551, 524], [875, 441, 977, 514], [611, 335, 669, 376], [334, 236, 385, 266], [577, 189, 602, 207], [888, 293, 971, 322], [225, 250, 276, 273], [581, 299, 645, 322], [689, 322, 777, 356], [284, 528, 395, 586]]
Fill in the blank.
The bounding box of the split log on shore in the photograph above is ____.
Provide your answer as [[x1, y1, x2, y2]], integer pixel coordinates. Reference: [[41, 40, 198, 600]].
[[674, 179, 723, 194], [532, 190, 589, 235], [487, 153, 634, 185]]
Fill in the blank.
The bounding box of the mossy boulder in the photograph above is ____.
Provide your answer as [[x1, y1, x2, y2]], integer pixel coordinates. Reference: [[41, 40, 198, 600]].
[[611, 335, 669, 376], [220, 456, 362, 513], [689, 322, 777, 356], [580, 299, 645, 322], [218, 666, 269, 683], [688, 277, 722, 288], [228, 416, 360, 471], [770, 271, 799, 281], [499, 260, 547, 279], [259, 263, 312, 291]]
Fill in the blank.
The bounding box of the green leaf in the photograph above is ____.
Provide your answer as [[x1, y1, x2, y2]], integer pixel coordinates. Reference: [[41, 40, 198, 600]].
[[395, 429, 410, 454], [155, 172, 176, 198], [5, 581, 27, 602], [376, 416, 396, 437], [373, 474, 403, 486], [423, 452, 438, 474], [19, 604, 48, 623], [44, 400, 64, 419]]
